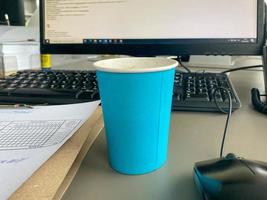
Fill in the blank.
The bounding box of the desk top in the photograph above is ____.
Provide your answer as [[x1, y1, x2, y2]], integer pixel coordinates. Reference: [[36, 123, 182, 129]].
[[62, 69, 267, 200]]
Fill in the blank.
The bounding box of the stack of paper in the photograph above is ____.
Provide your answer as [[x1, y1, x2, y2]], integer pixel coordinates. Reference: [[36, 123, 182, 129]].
[[0, 26, 40, 76], [0, 101, 100, 200]]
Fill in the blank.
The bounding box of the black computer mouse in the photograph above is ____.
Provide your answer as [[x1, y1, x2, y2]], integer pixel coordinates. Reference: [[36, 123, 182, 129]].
[[193, 153, 267, 200]]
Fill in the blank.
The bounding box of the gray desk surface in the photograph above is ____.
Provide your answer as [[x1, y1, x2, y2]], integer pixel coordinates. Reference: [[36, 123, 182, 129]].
[[62, 69, 267, 200]]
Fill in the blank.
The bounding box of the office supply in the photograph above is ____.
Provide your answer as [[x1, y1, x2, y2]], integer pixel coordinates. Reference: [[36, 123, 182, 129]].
[[95, 57, 177, 174], [0, 26, 40, 75], [41, 54, 52, 69], [0, 70, 99, 105], [0, 0, 25, 26], [0, 68, 241, 111], [0, 26, 38, 43], [0, 101, 100, 200], [172, 72, 241, 112], [194, 153, 267, 200], [0, 41, 38, 53], [10, 106, 103, 200], [0, 43, 40, 76]]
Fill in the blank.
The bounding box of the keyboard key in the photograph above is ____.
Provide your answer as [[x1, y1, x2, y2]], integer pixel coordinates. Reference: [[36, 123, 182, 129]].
[[185, 93, 209, 102]]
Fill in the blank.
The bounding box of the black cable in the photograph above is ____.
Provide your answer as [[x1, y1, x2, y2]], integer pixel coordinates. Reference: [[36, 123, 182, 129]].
[[221, 65, 262, 74], [213, 87, 233, 158], [176, 60, 261, 74], [177, 57, 192, 73]]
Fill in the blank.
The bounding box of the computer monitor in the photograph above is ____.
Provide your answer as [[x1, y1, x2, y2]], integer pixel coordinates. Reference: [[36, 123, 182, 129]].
[[0, 0, 25, 26], [40, 0, 265, 56]]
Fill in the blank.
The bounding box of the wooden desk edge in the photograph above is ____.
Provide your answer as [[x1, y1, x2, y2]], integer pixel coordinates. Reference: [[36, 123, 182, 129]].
[[54, 111, 104, 200], [9, 107, 104, 200]]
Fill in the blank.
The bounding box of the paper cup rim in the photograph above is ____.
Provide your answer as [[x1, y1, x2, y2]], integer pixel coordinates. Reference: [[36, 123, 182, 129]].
[[94, 57, 178, 73]]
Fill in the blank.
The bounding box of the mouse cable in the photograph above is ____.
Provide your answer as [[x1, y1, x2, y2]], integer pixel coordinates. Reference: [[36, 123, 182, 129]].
[[221, 65, 262, 74], [213, 87, 233, 158], [176, 57, 192, 73]]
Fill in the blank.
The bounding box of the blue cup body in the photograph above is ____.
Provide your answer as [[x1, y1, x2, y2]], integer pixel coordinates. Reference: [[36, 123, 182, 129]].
[[97, 68, 175, 175]]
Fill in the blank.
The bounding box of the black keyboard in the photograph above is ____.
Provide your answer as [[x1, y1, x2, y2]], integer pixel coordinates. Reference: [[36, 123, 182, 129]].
[[0, 70, 100, 105], [0, 70, 241, 112], [172, 72, 241, 112]]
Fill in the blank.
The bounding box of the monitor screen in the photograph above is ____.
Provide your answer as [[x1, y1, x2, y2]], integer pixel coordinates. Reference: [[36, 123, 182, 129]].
[[0, 0, 25, 26], [40, 0, 265, 56]]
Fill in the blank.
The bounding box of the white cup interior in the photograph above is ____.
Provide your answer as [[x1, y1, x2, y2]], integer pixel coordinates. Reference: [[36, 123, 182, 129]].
[[94, 57, 178, 73]]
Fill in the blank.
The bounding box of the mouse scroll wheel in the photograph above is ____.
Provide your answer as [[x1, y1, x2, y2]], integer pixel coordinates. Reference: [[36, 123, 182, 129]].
[[225, 153, 236, 160]]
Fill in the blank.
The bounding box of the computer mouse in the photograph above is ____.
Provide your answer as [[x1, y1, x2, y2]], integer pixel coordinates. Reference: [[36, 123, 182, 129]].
[[193, 153, 267, 200]]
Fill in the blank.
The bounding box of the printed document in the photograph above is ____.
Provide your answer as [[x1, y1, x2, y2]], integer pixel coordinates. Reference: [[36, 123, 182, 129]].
[[0, 101, 100, 200]]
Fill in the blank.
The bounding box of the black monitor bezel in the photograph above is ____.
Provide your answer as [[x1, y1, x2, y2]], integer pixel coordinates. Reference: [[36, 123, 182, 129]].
[[40, 0, 265, 56]]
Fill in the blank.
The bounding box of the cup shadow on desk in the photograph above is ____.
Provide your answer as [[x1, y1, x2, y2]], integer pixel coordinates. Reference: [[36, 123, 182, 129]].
[[82, 129, 119, 175]]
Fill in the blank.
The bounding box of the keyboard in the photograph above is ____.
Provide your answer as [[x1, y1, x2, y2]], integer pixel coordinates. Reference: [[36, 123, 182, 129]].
[[0, 120, 81, 150], [172, 72, 241, 112], [0, 70, 100, 105], [0, 70, 241, 112]]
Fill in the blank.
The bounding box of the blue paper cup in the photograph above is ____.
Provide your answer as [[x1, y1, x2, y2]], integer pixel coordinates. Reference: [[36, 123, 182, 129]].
[[94, 57, 177, 175]]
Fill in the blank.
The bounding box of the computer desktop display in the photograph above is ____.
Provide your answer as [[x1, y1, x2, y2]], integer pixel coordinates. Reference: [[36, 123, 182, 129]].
[[40, 0, 265, 56], [44, 0, 257, 42]]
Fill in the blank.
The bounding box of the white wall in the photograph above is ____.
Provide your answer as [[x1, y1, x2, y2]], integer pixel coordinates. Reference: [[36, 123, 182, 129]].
[[24, 0, 38, 24]]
